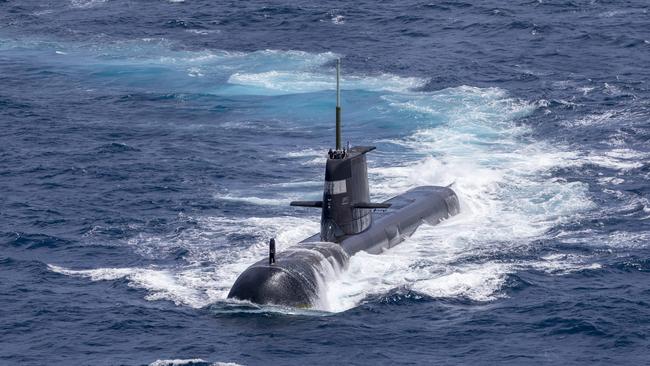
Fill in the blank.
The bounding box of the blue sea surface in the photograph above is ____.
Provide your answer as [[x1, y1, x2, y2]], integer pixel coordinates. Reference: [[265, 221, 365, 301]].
[[1, 1, 649, 365]]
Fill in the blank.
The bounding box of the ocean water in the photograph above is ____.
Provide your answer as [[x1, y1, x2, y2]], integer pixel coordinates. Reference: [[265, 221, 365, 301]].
[[1, 1, 649, 365]]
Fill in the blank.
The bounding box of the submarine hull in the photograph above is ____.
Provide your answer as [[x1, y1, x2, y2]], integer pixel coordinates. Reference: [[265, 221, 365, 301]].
[[227, 186, 459, 307]]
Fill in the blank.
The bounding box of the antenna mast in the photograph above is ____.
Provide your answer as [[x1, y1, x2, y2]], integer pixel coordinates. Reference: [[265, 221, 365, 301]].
[[335, 58, 341, 151]]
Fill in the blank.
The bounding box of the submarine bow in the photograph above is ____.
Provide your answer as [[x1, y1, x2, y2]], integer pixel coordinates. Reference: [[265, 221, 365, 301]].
[[227, 59, 460, 308], [228, 242, 348, 308]]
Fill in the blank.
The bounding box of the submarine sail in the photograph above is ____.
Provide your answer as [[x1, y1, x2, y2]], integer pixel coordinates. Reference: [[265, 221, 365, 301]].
[[227, 59, 460, 308]]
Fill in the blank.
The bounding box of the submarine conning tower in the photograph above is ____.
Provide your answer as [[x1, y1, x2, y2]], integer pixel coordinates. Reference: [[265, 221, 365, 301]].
[[289, 59, 390, 242], [321, 146, 374, 242]]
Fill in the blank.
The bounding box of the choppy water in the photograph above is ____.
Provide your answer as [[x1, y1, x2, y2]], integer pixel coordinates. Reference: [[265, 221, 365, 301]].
[[1, 1, 649, 365]]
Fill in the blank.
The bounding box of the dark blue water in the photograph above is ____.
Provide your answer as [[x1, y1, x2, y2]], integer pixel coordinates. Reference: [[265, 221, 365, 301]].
[[1, 1, 649, 365]]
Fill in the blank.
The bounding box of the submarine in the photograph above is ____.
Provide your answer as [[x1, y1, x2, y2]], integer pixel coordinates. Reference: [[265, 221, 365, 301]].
[[228, 59, 460, 308]]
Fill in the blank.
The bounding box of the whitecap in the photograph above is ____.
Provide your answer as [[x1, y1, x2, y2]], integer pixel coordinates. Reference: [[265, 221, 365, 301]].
[[70, 0, 107, 9], [332, 15, 345, 24]]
